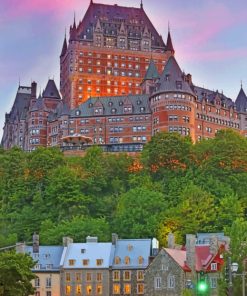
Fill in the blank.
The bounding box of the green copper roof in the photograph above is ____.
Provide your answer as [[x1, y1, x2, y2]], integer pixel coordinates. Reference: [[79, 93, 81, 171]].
[[144, 60, 159, 80]]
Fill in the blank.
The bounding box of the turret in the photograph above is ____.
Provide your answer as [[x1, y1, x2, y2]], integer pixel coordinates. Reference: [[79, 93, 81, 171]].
[[60, 31, 67, 58], [166, 27, 175, 55], [141, 59, 159, 95]]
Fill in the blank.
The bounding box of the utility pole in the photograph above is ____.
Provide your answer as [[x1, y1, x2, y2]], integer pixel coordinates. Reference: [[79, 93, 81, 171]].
[[228, 257, 233, 296]]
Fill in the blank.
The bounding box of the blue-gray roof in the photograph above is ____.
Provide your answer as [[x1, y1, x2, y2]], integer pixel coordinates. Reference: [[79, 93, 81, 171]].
[[25, 246, 64, 271], [62, 243, 113, 269], [112, 239, 152, 269]]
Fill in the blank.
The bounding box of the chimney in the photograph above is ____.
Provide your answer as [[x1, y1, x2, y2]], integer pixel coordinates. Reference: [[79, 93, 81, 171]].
[[186, 74, 192, 85], [209, 235, 218, 255], [16, 242, 25, 254], [86, 236, 98, 243], [186, 234, 196, 272], [167, 233, 175, 249], [33, 233, 39, 253], [152, 238, 159, 256], [63, 237, 73, 247], [31, 81, 37, 100], [112, 233, 118, 245]]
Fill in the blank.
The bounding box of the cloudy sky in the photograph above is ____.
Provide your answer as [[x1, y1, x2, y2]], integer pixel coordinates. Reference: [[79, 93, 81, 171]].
[[1, 0, 247, 139]]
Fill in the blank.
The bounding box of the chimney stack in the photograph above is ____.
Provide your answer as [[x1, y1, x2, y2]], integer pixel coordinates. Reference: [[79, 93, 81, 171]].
[[209, 235, 218, 255], [86, 236, 98, 243], [63, 237, 73, 247], [167, 233, 175, 249], [186, 234, 196, 272], [16, 242, 25, 254], [33, 233, 39, 253], [112, 233, 118, 245]]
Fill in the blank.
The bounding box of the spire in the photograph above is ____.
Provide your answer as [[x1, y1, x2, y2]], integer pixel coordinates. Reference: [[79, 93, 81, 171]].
[[73, 12, 76, 29], [60, 30, 67, 57], [166, 24, 175, 55], [140, 0, 143, 9], [235, 84, 247, 112], [144, 59, 159, 81]]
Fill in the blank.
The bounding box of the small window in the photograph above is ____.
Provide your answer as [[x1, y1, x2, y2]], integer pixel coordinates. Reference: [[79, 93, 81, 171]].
[[211, 263, 217, 270], [114, 257, 121, 264], [138, 256, 144, 265], [154, 277, 161, 289], [83, 259, 89, 266], [69, 259, 75, 266], [96, 259, 103, 266], [75, 110, 81, 116], [168, 275, 175, 289], [125, 256, 130, 265]]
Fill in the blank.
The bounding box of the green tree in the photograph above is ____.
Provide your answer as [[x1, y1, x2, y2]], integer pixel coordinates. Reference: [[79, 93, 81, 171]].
[[113, 187, 166, 238], [0, 251, 35, 296], [141, 132, 192, 179]]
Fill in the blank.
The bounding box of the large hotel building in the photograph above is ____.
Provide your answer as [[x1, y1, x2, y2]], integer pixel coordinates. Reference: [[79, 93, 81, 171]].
[[2, 0, 247, 152]]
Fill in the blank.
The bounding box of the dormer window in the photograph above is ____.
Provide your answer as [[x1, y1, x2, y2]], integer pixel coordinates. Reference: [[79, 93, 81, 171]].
[[81, 249, 86, 253], [83, 259, 89, 266], [94, 107, 103, 115], [140, 107, 145, 112], [75, 110, 81, 116], [111, 108, 117, 114], [124, 106, 132, 113], [89, 103, 93, 108], [114, 256, 121, 264], [137, 100, 141, 105], [127, 244, 133, 251], [165, 74, 170, 81], [96, 259, 103, 266], [138, 256, 144, 265], [69, 259, 75, 266], [125, 256, 130, 265], [108, 101, 113, 107], [176, 81, 182, 90]]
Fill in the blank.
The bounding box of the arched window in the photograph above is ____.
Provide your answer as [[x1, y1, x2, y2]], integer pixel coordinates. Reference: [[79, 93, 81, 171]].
[[138, 256, 143, 265], [114, 256, 121, 264], [125, 256, 130, 265]]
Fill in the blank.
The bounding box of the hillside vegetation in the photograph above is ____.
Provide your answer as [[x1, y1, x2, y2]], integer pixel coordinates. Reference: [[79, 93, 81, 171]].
[[0, 130, 247, 249]]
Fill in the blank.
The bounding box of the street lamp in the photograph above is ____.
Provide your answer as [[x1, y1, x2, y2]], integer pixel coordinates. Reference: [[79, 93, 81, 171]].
[[231, 260, 246, 296]]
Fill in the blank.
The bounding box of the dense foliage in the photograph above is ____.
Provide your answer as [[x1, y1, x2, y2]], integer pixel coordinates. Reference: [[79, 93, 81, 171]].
[[0, 130, 247, 254], [0, 251, 35, 296]]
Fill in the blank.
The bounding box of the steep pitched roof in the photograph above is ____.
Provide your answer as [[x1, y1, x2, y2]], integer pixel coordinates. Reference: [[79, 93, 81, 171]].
[[235, 87, 247, 112], [69, 94, 150, 118], [166, 30, 175, 54], [76, 2, 165, 49], [60, 35, 67, 57], [62, 242, 113, 269], [156, 56, 194, 95], [25, 246, 64, 271], [143, 60, 159, 81], [164, 248, 191, 272], [43, 79, 61, 100], [112, 239, 152, 269]]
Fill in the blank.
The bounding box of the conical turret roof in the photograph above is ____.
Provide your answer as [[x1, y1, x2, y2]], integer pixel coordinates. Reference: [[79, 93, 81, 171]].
[[157, 56, 194, 96], [166, 30, 175, 54], [144, 60, 159, 81], [60, 35, 67, 57], [235, 87, 247, 112], [43, 79, 61, 100]]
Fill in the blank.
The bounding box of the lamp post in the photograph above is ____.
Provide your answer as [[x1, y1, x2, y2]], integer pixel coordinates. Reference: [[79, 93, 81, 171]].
[[231, 260, 246, 296]]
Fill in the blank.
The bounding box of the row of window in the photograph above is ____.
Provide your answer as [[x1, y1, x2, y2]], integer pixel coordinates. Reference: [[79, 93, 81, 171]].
[[35, 277, 51, 288], [78, 79, 140, 87], [73, 67, 141, 77], [168, 115, 190, 123], [65, 283, 144, 295], [165, 105, 192, 111], [68, 258, 103, 267], [68, 116, 149, 125], [152, 94, 193, 102], [196, 113, 240, 128], [168, 126, 190, 136]]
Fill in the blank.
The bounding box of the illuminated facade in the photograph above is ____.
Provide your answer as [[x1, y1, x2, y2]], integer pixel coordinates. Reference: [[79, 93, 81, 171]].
[[1, 1, 247, 151]]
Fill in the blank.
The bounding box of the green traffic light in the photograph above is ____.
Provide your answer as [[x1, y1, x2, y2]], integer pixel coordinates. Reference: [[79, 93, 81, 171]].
[[198, 280, 208, 293]]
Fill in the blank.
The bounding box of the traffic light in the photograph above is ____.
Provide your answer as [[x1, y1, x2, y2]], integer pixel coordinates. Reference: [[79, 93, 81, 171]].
[[197, 279, 209, 294]]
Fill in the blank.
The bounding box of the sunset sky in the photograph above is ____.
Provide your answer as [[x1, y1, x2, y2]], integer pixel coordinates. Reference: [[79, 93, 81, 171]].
[[1, 0, 247, 139]]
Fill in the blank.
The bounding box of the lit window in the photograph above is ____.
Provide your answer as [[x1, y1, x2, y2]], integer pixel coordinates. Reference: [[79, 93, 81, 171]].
[[66, 273, 71, 282], [138, 256, 144, 265], [137, 283, 144, 294], [76, 273, 81, 281], [113, 284, 120, 294], [96, 284, 102, 295], [76, 284, 82, 294], [124, 284, 131, 294], [66, 285, 71, 295], [86, 285, 92, 295]]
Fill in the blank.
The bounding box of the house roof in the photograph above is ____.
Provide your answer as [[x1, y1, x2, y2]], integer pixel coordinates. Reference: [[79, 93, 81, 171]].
[[25, 246, 64, 271], [156, 56, 194, 96], [195, 245, 213, 271], [75, 1, 165, 49], [71, 94, 150, 118], [235, 87, 247, 112], [43, 79, 61, 100], [112, 239, 152, 269], [62, 242, 113, 269], [164, 248, 191, 272], [143, 59, 160, 81]]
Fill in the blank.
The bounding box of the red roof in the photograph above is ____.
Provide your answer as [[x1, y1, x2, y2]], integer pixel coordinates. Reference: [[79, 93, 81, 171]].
[[164, 248, 191, 272]]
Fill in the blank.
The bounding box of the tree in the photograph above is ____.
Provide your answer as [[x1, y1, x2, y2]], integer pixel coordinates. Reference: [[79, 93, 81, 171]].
[[113, 187, 166, 238], [0, 251, 35, 296], [141, 132, 192, 179]]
